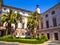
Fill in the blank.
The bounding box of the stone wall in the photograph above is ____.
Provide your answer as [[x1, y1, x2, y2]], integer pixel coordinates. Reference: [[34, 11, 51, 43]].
[[38, 28, 60, 40]]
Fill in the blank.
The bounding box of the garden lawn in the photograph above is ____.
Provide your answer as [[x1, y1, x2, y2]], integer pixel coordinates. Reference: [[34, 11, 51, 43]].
[[0, 35, 48, 44]]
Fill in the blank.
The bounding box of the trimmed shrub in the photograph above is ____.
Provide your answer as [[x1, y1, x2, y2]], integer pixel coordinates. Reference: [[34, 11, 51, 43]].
[[25, 37, 31, 39], [0, 35, 48, 44], [3, 35, 14, 39], [38, 35, 48, 42], [0, 35, 14, 41]]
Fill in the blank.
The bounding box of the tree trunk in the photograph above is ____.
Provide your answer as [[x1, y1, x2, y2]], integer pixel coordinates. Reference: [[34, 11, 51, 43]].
[[33, 28, 37, 38], [30, 32, 33, 39], [30, 28, 37, 39], [37, 20, 41, 39], [6, 22, 11, 35], [30, 28, 33, 39], [6, 29, 8, 35]]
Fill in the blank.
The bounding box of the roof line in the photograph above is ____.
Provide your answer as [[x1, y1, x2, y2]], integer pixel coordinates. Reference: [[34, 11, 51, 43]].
[[42, 3, 60, 14], [2, 5, 32, 12]]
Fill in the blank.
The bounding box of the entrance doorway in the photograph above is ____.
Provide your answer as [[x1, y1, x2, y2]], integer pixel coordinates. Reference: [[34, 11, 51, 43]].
[[0, 31, 5, 37], [54, 33, 58, 40], [47, 33, 50, 39]]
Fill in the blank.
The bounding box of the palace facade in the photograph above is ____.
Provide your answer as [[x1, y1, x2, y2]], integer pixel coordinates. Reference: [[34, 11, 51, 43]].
[[0, 0, 60, 40], [0, 0, 31, 37], [38, 3, 60, 40]]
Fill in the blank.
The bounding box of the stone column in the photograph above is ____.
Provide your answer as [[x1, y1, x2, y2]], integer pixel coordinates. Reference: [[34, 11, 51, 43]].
[[17, 22, 22, 29], [24, 17, 27, 29], [50, 32, 54, 40]]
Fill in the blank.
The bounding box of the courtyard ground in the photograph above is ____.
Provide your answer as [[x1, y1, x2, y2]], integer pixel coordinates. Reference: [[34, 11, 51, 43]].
[[0, 40, 60, 45]]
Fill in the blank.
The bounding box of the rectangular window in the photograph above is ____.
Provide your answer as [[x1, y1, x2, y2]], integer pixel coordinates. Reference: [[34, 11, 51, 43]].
[[54, 33, 58, 40], [41, 22, 43, 29], [47, 33, 50, 39], [52, 18, 57, 27], [45, 14, 48, 17], [46, 21, 49, 28], [22, 23, 24, 29], [52, 11, 55, 15]]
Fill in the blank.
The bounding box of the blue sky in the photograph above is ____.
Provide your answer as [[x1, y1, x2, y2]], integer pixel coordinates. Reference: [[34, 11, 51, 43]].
[[3, 0, 60, 13]]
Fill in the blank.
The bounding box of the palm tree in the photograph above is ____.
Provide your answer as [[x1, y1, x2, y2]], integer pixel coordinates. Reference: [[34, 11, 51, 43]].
[[0, 9, 22, 35], [27, 12, 42, 38], [36, 13, 42, 39]]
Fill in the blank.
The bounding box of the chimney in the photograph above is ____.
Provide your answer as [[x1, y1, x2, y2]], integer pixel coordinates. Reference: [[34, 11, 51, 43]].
[[36, 5, 40, 14]]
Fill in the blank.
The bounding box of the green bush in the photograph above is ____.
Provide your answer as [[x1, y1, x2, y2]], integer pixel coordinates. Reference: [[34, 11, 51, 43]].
[[0, 35, 48, 44], [3, 35, 14, 39], [25, 37, 31, 39], [38, 35, 48, 42], [0, 35, 14, 41], [19, 37, 25, 39]]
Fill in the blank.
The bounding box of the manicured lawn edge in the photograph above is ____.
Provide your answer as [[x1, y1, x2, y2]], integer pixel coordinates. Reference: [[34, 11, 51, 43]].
[[0, 35, 48, 44]]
